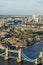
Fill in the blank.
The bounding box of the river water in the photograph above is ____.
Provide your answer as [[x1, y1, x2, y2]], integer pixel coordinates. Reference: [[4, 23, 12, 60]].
[[10, 23, 22, 28]]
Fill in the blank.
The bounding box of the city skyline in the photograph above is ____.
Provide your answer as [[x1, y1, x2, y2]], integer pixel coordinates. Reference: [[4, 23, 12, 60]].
[[0, 0, 43, 15]]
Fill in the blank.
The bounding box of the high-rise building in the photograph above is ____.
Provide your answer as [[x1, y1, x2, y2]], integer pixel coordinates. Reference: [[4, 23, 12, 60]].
[[32, 15, 36, 20]]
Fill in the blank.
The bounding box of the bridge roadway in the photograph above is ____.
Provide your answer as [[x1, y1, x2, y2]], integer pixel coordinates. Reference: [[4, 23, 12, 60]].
[[8, 49, 18, 53]]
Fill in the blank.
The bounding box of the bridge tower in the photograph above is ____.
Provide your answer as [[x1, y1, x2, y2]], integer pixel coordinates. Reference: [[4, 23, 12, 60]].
[[17, 48, 22, 62], [4, 48, 8, 60], [35, 52, 43, 65], [35, 58, 38, 65]]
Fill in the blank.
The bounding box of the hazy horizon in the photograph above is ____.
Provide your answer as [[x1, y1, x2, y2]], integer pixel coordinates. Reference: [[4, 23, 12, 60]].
[[0, 0, 43, 15]]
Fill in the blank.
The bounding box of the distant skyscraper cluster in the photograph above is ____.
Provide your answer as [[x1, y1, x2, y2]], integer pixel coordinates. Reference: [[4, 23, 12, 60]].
[[0, 15, 43, 27], [32, 15, 42, 23], [27, 15, 43, 23]]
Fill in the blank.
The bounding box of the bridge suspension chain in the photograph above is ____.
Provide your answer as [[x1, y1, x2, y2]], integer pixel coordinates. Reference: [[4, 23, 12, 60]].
[[0, 51, 5, 56], [22, 51, 36, 62]]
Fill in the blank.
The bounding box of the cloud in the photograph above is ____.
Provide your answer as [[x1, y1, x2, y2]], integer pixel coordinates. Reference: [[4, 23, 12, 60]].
[[37, 0, 43, 7], [38, 0, 43, 1], [38, 0, 43, 2]]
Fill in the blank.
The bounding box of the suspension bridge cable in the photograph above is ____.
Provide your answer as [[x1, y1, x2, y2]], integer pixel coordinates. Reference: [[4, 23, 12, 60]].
[[22, 51, 36, 62]]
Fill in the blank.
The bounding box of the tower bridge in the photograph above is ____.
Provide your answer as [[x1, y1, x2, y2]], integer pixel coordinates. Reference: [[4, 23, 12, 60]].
[[0, 46, 43, 65], [0, 47, 36, 63]]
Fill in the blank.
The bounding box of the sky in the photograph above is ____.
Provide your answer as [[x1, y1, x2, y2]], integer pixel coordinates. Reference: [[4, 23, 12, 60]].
[[0, 0, 43, 15]]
